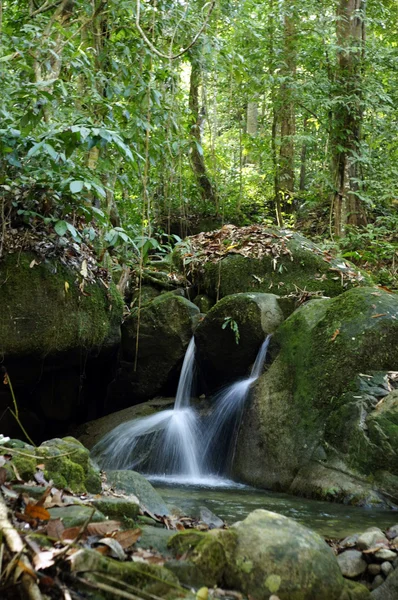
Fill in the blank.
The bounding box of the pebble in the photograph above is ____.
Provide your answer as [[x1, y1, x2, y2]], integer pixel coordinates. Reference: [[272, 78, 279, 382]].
[[340, 534, 359, 548], [374, 548, 397, 561], [357, 528, 388, 550], [381, 561, 394, 577], [337, 550, 367, 578], [368, 563, 381, 576], [371, 575, 385, 590]]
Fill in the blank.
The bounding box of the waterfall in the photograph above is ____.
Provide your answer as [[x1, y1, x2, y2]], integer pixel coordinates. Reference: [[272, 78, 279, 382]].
[[92, 335, 271, 484], [202, 335, 272, 475], [91, 337, 202, 478]]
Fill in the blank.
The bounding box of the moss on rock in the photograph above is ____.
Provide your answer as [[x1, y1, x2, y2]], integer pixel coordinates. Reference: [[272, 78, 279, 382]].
[[195, 293, 283, 388], [234, 287, 398, 503], [0, 251, 123, 360], [120, 292, 199, 401]]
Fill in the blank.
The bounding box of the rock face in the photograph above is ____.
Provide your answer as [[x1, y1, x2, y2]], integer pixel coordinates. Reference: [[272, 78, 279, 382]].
[[0, 251, 123, 438], [168, 509, 355, 600], [174, 225, 371, 303], [195, 293, 284, 389], [234, 287, 398, 505], [108, 293, 199, 407]]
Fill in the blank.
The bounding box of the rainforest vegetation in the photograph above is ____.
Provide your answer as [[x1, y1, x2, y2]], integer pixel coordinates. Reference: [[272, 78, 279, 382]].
[[1, 0, 397, 287]]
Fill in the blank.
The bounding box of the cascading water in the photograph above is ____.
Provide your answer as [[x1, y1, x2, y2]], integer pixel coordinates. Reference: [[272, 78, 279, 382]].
[[91, 338, 202, 479], [202, 335, 271, 475], [92, 335, 271, 484]]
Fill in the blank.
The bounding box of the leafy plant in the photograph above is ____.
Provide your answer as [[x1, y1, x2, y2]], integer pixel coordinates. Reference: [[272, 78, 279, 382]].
[[222, 317, 240, 345]]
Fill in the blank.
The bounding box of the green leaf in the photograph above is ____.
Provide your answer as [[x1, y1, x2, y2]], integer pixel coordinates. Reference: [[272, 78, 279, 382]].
[[70, 180, 84, 193], [54, 220, 68, 236], [27, 141, 45, 158]]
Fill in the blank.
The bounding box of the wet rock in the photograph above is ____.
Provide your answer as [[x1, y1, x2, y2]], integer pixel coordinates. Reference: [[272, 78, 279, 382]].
[[48, 505, 105, 528], [340, 534, 360, 549], [371, 575, 385, 590], [372, 565, 398, 599], [199, 507, 224, 529], [105, 470, 170, 516], [381, 561, 394, 577], [116, 292, 199, 404], [357, 528, 388, 550], [234, 287, 398, 504], [368, 563, 381, 576], [374, 548, 397, 561], [337, 550, 367, 578], [91, 497, 140, 521], [195, 292, 283, 388], [386, 524, 398, 540]]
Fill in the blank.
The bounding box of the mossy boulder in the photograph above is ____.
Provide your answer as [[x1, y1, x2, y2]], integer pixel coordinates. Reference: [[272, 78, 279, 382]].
[[105, 470, 170, 516], [168, 509, 349, 600], [174, 226, 372, 303], [0, 251, 123, 435], [0, 251, 123, 361], [234, 287, 398, 504], [195, 293, 283, 388], [2, 436, 101, 493], [116, 293, 199, 403]]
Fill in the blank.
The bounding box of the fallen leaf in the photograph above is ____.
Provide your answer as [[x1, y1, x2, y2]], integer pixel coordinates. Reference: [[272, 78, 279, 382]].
[[330, 329, 340, 342], [86, 521, 121, 536], [30, 259, 40, 268], [113, 528, 141, 549], [33, 550, 55, 571], [46, 518, 65, 540], [371, 313, 387, 318], [95, 538, 126, 560], [64, 281, 70, 293], [62, 526, 83, 541], [80, 259, 88, 279], [25, 504, 51, 521], [35, 485, 52, 506], [0, 467, 8, 485]]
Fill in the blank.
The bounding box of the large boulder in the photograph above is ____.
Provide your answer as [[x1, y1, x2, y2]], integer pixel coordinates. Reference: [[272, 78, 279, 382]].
[[195, 293, 283, 389], [105, 470, 170, 516], [108, 292, 199, 406], [174, 225, 372, 304], [0, 251, 123, 438], [234, 287, 398, 505], [168, 509, 364, 600]]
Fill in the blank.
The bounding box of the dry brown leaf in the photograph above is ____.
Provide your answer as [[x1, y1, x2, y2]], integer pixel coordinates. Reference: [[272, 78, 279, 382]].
[[371, 313, 387, 318], [86, 520, 121, 536], [46, 518, 65, 540], [0, 466, 8, 485], [61, 526, 82, 541], [25, 503, 51, 521], [17, 559, 37, 579], [113, 528, 141, 549], [35, 485, 52, 507], [33, 550, 55, 571], [330, 329, 340, 342]]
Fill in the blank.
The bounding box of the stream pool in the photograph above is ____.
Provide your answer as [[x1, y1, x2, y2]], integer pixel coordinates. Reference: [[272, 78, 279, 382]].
[[151, 478, 397, 539]]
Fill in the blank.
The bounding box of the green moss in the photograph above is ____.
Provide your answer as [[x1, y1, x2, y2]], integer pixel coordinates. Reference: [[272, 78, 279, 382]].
[[4, 453, 36, 482], [0, 252, 123, 359], [168, 530, 206, 555]]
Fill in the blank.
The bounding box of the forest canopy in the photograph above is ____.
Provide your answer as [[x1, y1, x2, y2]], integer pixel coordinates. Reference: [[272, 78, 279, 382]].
[[1, 0, 397, 286]]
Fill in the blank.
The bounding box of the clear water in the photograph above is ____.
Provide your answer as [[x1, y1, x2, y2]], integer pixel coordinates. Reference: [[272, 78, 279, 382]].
[[155, 481, 398, 539]]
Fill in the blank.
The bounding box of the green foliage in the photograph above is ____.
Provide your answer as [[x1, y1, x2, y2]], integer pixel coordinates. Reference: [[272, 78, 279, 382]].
[[222, 317, 240, 345]]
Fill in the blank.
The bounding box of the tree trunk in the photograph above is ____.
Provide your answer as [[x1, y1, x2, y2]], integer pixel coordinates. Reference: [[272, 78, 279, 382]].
[[299, 116, 308, 191], [278, 1, 296, 214], [331, 0, 367, 236], [188, 50, 217, 209]]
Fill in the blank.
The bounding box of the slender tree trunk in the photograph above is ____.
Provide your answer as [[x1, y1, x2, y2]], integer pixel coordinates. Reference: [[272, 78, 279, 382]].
[[331, 0, 367, 236], [188, 50, 218, 209], [299, 116, 308, 191], [278, 1, 296, 214]]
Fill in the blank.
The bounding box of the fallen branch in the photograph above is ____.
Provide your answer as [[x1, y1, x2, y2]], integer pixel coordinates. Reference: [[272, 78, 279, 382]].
[[0, 491, 42, 600]]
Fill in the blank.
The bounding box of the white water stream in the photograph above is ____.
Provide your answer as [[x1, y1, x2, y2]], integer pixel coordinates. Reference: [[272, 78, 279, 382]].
[[92, 335, 271, 483]]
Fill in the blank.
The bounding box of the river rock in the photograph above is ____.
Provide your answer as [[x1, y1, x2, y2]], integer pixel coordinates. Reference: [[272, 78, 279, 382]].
[[381, 561, 394, 576], [0, 251, 123, 438], [371, 575, 385, 590], [110, 292, 199, 406], [105, 470, 170, 516], [374, 548, 397, 561], [90, 496, 140, 521], [48, 505, 105, 528], [168, 509, 349, 599], [372, 566, 398, 599], [234, 287, 398, 505], [337, 550, 367, 578], [195, 292, 283, 388], [173, 225, 371, 302], [357, 528, 388, 550], [368, 564, 381, 576]]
